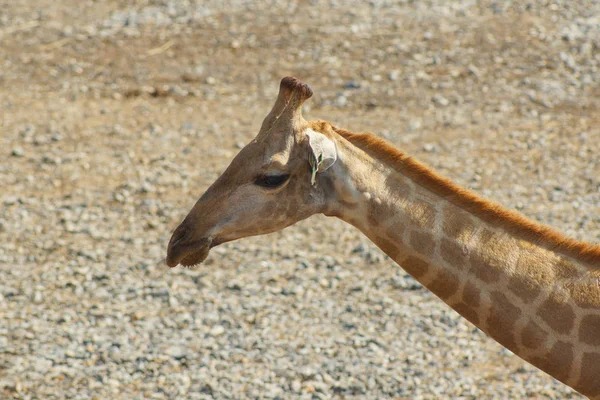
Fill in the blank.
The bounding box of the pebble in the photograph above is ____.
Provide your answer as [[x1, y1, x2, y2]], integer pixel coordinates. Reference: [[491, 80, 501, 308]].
[[335, 94, 348, 107], [343, 81, 360, 89], [432, 94, 450, 107], [211, 325, 226, 337], [388, 70, 400, 81], [423, 143, 438, 153]]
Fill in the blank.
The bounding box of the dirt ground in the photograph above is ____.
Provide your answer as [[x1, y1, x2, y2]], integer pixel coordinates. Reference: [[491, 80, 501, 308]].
[[1, 1, 599, 399]]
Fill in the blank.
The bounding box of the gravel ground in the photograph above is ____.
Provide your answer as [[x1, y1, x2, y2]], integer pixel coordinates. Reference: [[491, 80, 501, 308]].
[[1, 1, 599, 399]]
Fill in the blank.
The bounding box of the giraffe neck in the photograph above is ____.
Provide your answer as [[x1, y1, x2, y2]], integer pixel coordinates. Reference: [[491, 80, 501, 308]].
[[324, 131, 600, 399]]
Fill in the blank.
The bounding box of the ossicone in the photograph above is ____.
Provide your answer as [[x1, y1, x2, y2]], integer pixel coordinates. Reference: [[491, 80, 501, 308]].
[[258, 76, 313, 135], [279, 76, 313, 103]]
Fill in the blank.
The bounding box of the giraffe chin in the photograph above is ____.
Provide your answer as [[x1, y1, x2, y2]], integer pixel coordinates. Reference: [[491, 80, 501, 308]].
[[175, 237, 231, 268], [179, 246, 210, 268]]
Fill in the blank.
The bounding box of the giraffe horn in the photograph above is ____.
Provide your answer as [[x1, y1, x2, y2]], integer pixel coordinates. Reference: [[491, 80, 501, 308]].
[[258, 76, 313, 135]]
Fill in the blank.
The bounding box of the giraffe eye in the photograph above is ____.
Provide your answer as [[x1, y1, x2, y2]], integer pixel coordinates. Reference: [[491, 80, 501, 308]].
[[254, 174, 290, 189]]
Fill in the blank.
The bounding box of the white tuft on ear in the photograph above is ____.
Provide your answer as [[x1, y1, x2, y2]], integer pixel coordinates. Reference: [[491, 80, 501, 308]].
[[306, 128, 337, 185]]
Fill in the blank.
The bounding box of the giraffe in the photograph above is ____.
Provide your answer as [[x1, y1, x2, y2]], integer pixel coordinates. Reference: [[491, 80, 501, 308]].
[[166, 77, 600, 399]]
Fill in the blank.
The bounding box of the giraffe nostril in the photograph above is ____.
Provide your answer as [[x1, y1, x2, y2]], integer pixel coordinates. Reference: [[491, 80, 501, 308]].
[[168, 223, 190, 253], [167, 224, 189, 267], [171, 229, 186, 247]]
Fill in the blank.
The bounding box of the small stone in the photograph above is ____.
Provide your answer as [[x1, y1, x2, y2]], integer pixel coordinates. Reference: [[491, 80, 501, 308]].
[[342, 81, 360, 89], [3, 196, 19, 205], [107, 379, 120, 389], [165, 346, 187, 360], [352, 244, 365, 254], [432, 94, 449, 107], [33, 291, 43, 303], [169, 86, 188, 97], [299, 366, 317, 380], [580, 41, 592, 56], [468, 64, 481, 79], [335, 95, 348, 107], [408, 120, 421, 131], [211, 325, 225, 337], [304, 383, 316, 393], [11, 148, 24, 157], [34, 357, 52, 372], [140, 182, 155, 193], [291, 380, 302, 393], [388, 70, 400, 81], [423, 143, 438, 153], [50, 131, 63, 141]]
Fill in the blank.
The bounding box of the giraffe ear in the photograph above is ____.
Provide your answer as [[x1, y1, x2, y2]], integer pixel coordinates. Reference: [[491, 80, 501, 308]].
[[306, 129, 337, 185]]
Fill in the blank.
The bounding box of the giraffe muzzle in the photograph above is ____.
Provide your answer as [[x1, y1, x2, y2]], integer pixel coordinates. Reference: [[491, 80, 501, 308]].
[[166, 230, 212, 268]]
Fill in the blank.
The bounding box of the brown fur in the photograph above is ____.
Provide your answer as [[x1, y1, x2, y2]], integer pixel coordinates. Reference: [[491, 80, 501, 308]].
[[311, 121, 600, 267]]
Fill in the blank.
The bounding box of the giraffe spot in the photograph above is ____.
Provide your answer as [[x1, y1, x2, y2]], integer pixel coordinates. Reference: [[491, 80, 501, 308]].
[[406, 199, 436, 230], [442, 205, 476, 243], [578, 352, 600, 398], [385, 220, 406, 243], [508, 276, 541, 303], [462, 281, 481, 308], [440, 237, 466, 269], [429, 270, 460, 300], [471, 260, 502, 284], [537, 290, 576, 335], [367, 204, 384, 229], [528, 341, 573, 384], [370, 198, 404, 231], [486, 291, 520, 348], [479, 228, 494, 245], [515, 242, 555, 287], [376, 236, 400, 261], [566, 281, 600, 309], [521, 321, 545, 350], [388, 175, 413, 199], [554, 257, 581, 281], [401, 256, 430, 280], [579, 314, 600, 346], [470, 230, 512, 284], [453, 302, 479, 325], [409, 230, 435, 256]]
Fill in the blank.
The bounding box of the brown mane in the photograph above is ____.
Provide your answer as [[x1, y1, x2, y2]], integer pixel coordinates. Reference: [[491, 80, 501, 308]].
[[313, 121, 600, 267]]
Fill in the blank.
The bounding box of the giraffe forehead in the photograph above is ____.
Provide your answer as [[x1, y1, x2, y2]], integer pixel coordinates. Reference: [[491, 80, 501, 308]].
[[258, 131, 298, 164], [264, 152, 290, 169]]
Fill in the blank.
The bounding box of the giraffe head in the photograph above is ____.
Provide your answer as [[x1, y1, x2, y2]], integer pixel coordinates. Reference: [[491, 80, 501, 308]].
[[166, 77, 338, 267]]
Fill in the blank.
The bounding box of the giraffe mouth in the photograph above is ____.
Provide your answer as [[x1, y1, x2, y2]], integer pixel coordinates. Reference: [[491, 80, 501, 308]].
[[185, 238, 233, 266], [179, 244, 211, 268], [166, 237, 213, 268]]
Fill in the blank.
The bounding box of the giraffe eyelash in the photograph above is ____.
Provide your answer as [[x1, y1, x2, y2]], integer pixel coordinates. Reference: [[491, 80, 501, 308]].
[[254, 174, 290, 189]]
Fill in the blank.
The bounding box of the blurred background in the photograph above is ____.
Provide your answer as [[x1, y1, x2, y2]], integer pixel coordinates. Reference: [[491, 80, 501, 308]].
[[1, 0, 599, 398]]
